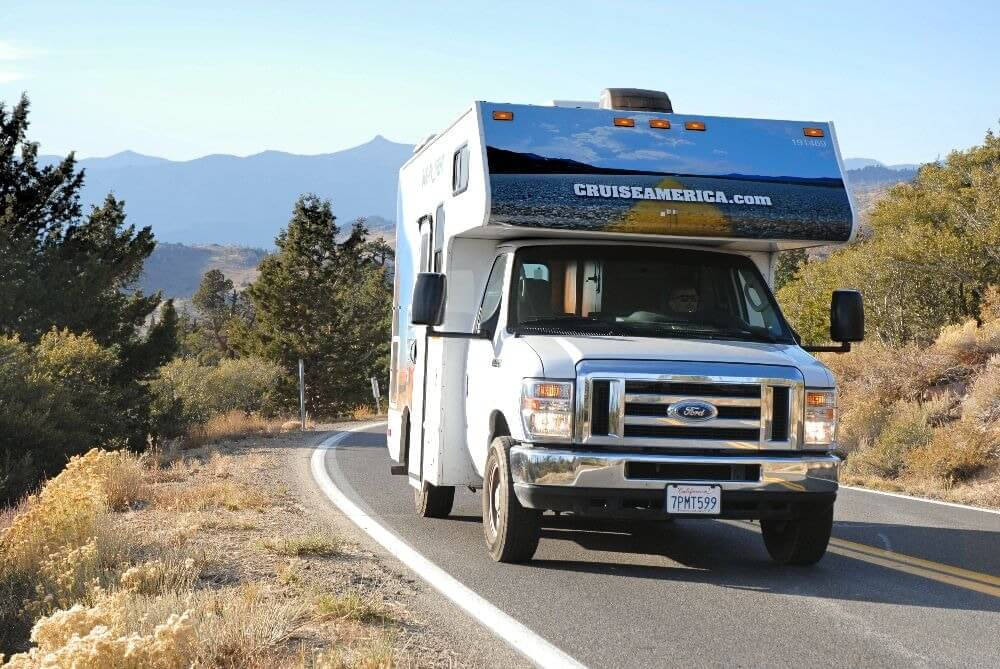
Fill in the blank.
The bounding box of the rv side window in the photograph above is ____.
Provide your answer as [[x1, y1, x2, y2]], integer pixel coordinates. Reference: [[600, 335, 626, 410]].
[[452, 145, 469, 195], [476, 254, 508, 334], [418, 217, 433, 272]]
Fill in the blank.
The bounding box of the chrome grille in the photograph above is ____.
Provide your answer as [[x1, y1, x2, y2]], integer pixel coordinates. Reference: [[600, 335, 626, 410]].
[[577, 360, 803, 450]]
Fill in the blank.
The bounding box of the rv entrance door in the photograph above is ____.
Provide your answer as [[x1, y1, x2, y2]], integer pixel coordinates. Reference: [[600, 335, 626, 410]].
[[407, 215, 434, 482], [465, 253, 508, 461]]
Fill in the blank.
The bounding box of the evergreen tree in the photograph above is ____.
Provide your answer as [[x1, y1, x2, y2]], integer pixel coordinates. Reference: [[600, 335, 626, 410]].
[[778, 128, 1000, 345], [0, 94, 175, 454], [237, 195, 391, 415], [192, 268, 235, 358]]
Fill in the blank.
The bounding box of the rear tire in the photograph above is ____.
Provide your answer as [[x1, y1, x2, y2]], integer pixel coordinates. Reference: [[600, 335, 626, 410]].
[[482, 437, 541, 563], [761, 504, 834, 565], [414, 482, 454, 518]]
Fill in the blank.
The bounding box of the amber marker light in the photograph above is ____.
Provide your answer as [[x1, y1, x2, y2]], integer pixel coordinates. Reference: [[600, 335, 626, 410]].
[[613, 117, 635, 127], [684, 121, 706, 131], [534, 382, 569, 399], [492, 110, 514, 121], [649, 119, 671, 129], [806, 391, 833, 410], [803, 127, 825, 137]]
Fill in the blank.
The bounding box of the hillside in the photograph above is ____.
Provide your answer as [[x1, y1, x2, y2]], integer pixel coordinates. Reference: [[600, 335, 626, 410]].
[[138, 243, 268, 299], [41, 136, 413, 248]]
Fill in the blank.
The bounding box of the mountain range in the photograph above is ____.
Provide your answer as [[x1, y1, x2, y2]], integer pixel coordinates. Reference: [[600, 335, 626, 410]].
[[41, 136, 412, 248]]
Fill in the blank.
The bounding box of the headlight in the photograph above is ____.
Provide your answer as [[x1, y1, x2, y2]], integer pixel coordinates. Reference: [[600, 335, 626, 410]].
[[521, 379, 573, 440], [804, 389, 837, 447]]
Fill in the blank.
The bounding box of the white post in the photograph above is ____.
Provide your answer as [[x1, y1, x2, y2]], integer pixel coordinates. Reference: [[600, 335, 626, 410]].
[[371, 376, 381, 415], [298, 359, 306, 430]]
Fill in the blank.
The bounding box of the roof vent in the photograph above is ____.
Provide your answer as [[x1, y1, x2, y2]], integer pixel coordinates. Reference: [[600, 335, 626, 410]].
[[599, 88, 673, 113]]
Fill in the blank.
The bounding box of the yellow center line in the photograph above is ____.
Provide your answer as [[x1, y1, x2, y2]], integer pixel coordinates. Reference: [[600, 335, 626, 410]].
[[723, 521, 1000, 598], [827, 543, 1000, 598], [829, 537, 1000, 588]]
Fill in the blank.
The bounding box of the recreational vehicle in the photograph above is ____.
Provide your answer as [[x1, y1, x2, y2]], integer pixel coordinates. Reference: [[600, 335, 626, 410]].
[[387, 88, 863, 564]]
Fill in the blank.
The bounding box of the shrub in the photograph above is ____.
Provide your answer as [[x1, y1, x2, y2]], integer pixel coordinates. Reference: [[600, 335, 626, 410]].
[[906, 423, 995, 484], [980, 284, 1000, 323], [962, 356, 1000, 428], [208, 357, 285, 415], [0, 331, 131, 504], [844, 401, 934, 478], [0, 450, 145, 649], [150, 357, 284, 437], [3, 602, 196, 669]]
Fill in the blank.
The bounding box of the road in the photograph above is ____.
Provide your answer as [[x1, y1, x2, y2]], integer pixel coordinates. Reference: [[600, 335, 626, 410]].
[[317, 424, 1000, 668]]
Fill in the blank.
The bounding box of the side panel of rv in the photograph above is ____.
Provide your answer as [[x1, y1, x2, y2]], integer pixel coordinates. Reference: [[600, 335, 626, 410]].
[[388, 105, 490, 487]]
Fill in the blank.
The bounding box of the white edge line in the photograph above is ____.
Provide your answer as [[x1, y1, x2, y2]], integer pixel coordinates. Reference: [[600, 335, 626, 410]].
[[841, 485, 1000, 515], [311, 423, 587, 669]]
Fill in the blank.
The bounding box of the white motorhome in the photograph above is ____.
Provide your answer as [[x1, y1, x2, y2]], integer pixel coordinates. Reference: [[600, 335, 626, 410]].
[[388, 89, 863, 564]]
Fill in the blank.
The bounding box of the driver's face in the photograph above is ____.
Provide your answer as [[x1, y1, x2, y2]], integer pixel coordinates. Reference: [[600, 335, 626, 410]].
[[669, 287, 699, 314]]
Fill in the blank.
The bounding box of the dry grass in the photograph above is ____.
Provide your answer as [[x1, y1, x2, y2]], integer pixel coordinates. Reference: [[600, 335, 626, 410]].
[[1, 434, 463, 667], [263, 534, 343, 558], [184, 410, 285, 449], [314, 591, 395, 625], [151, 479, 272, 512], [832, 317, 1000, 507], [350, 404, 376, 421]]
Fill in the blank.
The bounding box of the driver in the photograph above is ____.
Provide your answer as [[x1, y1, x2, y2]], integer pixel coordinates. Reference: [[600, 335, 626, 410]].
[[667, 284, 699, 315]]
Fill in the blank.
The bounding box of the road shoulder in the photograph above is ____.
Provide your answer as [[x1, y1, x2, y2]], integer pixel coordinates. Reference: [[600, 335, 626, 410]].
[[283, 423, 529, 668]]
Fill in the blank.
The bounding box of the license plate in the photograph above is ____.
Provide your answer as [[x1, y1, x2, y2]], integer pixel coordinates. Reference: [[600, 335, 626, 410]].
[[665, 484, 721, 515]]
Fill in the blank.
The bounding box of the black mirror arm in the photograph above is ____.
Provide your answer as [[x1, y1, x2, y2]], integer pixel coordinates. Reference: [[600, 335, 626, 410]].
[[801, 342, 852, 353]]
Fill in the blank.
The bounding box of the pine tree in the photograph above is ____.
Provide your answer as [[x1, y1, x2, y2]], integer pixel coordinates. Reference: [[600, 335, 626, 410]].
[[237, 195, 391, 415], [0, 94, 176, 457], [192, 268, 236, 358]]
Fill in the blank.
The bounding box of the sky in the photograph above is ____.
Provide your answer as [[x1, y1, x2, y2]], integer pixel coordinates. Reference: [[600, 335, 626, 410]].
[[2, 0, 998, 164]]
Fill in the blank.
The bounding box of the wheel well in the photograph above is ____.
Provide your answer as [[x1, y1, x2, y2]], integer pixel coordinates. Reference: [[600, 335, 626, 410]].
[[489, 411, 510, 445]]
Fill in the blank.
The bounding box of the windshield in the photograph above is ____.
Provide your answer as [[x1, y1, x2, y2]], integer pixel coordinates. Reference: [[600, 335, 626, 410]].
[[509, 246, 794, 344]]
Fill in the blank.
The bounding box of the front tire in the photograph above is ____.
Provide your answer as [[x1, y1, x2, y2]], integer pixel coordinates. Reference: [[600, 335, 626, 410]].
[[482, 437, 541, 563], [761, 504, 834, 565], [415, 481, 454, 518]]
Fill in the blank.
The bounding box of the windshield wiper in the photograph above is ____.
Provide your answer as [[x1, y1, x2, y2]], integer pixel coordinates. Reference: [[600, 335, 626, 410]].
[[513, 317, 627, 337], [623, 321, 780, 343]]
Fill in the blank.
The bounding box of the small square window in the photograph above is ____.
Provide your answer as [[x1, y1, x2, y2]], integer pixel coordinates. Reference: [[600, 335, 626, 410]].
[[452, 145, 469, 195]]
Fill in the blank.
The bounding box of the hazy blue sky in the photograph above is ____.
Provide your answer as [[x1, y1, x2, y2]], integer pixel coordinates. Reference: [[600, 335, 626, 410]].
[[2, 0, 998, 163]]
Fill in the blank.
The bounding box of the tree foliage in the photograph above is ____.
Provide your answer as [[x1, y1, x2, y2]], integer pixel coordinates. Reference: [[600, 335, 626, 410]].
[[150, 356, 284, 435], [179, 268, 251, 363], [0, 94, 176, 499], [0, 330, 134, 501], [235, 195, 391, 415], [778, 129, 1000, 345]]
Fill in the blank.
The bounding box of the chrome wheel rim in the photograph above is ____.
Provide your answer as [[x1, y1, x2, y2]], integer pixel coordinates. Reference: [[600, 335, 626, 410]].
[[487, 462, 501, 538]]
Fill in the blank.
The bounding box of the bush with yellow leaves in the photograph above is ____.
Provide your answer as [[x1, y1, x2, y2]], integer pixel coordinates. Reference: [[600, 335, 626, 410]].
[[3, 597, 195, 669], [0, 449, 148, 649]]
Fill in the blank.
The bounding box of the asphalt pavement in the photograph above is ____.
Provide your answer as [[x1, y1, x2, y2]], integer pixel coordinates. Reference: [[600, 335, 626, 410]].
[[318, 424, 1000, 668]]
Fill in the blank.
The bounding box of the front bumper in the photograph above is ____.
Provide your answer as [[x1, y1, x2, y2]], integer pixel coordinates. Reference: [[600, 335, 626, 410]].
[[509, 445, 839, 519]]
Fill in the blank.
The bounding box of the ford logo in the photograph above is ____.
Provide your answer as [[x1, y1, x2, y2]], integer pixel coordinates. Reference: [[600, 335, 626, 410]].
[[668, 399, 718, 423]]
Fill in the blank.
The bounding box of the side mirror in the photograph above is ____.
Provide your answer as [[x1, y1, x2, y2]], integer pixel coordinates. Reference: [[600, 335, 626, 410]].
[[831, 290, 864, 343], [412, 273, 446, 326]]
